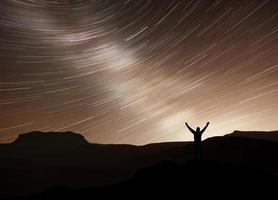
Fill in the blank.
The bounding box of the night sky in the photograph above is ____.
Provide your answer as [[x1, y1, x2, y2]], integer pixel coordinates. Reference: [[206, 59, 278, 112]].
[[0, 0, 277, 144]]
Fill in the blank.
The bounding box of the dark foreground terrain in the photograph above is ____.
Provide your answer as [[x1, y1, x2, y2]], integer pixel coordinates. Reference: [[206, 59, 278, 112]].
[[10, 159, 278, 199], [1, 130, 278, 199]]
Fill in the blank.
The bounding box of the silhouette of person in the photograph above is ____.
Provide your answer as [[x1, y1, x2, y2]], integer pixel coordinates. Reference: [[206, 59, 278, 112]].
[[185, 122, 209, 159]]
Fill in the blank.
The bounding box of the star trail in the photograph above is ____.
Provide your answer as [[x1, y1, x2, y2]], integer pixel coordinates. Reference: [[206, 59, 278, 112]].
[[0, 0, 278, 144]]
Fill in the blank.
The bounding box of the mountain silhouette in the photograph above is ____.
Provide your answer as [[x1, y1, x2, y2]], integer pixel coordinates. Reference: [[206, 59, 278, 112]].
[[226, 130, 278, 141], [1, 130, 278, 198], [14, 131, 89, 146]]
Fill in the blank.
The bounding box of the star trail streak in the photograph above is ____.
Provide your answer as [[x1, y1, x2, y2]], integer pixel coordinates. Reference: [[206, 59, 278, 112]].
[[0, 0, 278, 144]]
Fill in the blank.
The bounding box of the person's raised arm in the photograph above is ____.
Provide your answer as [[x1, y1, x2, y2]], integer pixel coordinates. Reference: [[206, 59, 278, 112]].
[[201, 122, 210, 133], [185, 122, 195, 134]]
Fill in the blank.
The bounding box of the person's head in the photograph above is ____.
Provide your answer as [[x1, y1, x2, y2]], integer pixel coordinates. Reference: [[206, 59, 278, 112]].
[[196, 127, 200, 132]]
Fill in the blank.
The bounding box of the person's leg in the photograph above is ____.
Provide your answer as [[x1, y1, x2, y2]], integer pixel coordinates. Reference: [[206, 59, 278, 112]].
[[199, 142, 203, 159], [194, 143, 198, 159], [196, 143, 203, 159]]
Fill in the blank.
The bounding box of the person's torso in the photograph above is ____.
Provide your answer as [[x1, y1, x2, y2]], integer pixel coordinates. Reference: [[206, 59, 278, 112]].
[[194, 132, 202, 142]]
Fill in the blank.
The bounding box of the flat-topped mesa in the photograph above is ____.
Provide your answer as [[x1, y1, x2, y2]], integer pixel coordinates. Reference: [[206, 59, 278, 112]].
[[13, 131, 90, 146]]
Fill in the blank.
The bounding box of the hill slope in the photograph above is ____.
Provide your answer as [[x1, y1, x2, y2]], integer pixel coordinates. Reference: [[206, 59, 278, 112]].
[[226, 130, 278, 141]]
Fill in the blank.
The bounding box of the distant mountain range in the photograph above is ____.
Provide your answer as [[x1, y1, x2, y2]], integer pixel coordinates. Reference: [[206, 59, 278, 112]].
[[1, 130, 278, 198]]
